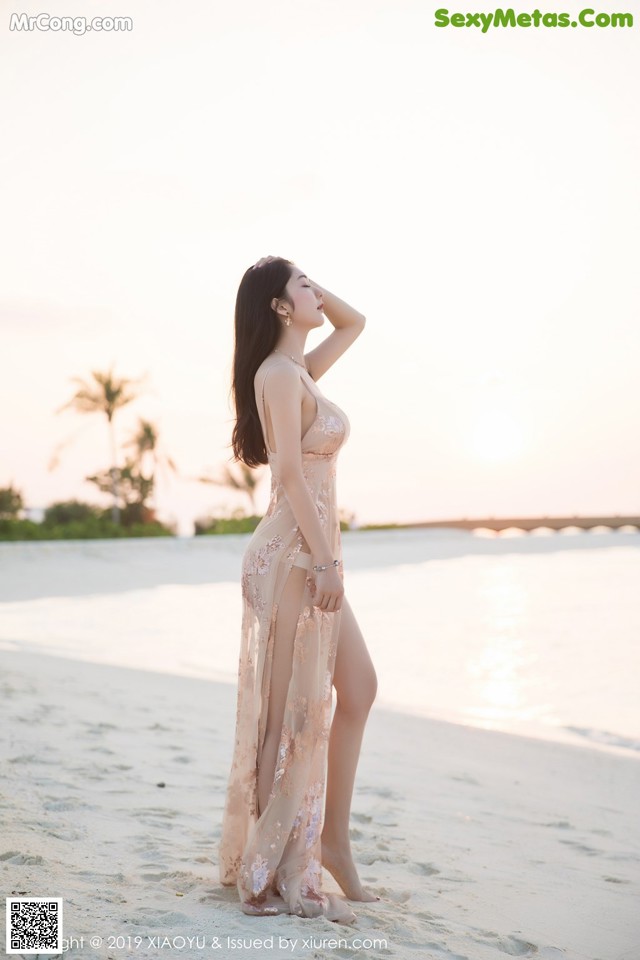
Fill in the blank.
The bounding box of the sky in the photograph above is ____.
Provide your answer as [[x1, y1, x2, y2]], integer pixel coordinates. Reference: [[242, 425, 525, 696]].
[[1, 0, 638, 535]]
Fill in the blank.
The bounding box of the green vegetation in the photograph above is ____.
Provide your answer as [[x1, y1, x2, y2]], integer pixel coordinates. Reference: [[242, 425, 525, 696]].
[[0, 497, 174, 541], [3, 363, 361, 541], [195, 514, 263, 535], [194, 512, 353, 536], [355, 522, 406, 530], [54, 366, 177, 527], [0, 364, 182, 540]]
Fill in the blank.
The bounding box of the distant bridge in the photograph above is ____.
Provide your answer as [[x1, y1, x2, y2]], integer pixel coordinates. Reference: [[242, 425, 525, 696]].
[[413, 515, 640, 532]]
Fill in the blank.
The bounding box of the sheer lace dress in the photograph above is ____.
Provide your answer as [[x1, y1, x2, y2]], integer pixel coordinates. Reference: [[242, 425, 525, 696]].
[[218, 355, 355, 923]]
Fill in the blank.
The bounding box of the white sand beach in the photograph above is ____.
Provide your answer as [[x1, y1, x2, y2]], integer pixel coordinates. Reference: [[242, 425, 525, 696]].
[[1, 535, 639, 960]]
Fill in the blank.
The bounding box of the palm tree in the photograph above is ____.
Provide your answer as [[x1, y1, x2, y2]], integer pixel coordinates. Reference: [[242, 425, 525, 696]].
[[195, 461, 265, 515], [0, 483, 24, 519], [55, 365, 147, 523], [85, 459, 155, 524], [123, 418, 178, 512]]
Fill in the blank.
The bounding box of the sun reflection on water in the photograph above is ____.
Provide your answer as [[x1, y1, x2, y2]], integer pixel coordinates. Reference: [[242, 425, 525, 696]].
[[463, 560, 551, 730]]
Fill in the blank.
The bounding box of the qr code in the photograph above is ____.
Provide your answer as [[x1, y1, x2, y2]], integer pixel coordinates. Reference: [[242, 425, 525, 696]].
[[6, 898, 63, 955]]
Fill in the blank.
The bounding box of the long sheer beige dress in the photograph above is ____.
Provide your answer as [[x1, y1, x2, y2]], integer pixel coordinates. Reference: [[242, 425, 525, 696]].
[[218, 354, 356, 924]]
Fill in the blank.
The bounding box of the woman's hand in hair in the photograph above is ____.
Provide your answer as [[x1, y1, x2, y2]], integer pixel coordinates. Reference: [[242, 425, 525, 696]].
[[251, 256, 277, 270]]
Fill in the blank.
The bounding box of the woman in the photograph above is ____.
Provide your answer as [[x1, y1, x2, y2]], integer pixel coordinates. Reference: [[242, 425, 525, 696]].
[[218, 256, 379, 924]]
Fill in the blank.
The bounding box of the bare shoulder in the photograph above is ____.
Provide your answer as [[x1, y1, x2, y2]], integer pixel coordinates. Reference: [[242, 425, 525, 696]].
[[257, 357, 300, 398]]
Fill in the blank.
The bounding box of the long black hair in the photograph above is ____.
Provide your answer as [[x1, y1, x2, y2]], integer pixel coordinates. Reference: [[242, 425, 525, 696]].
[[229, 256, 295, 467]]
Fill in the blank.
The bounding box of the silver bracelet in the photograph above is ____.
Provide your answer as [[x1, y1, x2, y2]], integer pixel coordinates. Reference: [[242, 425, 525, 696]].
[[312, 559, 342, 572]]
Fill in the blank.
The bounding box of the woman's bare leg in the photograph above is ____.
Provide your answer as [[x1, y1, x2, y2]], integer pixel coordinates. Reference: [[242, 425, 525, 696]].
[[321, 595, 379, 901], [257, 563, 307, 819]]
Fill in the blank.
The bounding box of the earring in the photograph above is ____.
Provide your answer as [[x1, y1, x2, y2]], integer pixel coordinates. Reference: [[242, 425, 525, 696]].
[[284, 314, 292, 326]]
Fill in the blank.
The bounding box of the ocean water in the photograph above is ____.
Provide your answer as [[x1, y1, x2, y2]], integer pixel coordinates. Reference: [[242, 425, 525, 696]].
[[0, 528, 638, 758]]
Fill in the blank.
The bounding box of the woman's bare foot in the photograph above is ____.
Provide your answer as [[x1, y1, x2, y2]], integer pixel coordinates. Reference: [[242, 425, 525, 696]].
[[321, 839, 380, 902], [241, 893, 288, 916], [242, 892, 356, 924]]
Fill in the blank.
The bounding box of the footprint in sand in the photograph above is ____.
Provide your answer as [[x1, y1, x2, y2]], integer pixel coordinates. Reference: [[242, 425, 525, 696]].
[[351, 812, 372, 824], [408, 861, 441, 876], [477, 931, 539, 955], [358, 850, 407, 865], [378, 888, 412, 904], [558, 839, 601, 856], [0, 852, 45, 865], [450, 773, 481, 786], [81, 721, 119, 733], [42, 798, 96, 812], [359, 785, 403, 801]]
